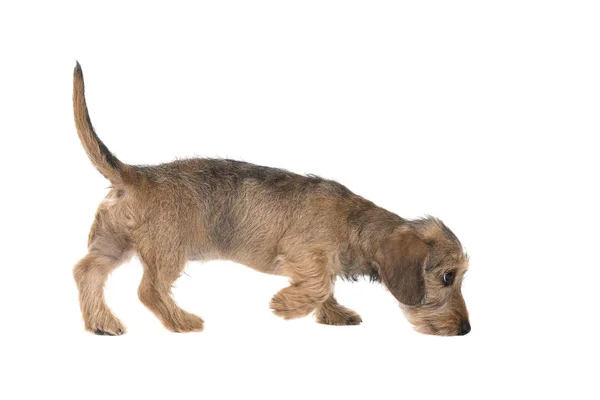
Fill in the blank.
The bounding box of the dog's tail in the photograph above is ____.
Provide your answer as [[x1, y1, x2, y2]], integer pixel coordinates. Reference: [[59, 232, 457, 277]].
[[73, 62, 134, 184]]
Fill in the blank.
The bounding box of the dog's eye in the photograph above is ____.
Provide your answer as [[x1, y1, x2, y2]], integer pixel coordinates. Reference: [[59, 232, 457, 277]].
[[442, 271, 455, 286]]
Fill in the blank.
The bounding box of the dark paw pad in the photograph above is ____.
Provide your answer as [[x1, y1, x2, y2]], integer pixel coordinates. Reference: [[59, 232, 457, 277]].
[[93, 328, 122, 336]]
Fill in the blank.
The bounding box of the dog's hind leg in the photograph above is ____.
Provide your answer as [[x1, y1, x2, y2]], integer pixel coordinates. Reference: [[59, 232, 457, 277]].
[[137, 249, 204, 333], [270, 251, 334, 319], [315, 295, 362, 326], [73, 234, 131, 336]]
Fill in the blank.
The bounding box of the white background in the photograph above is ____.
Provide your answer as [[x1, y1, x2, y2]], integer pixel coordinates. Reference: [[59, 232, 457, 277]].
[[1, 1, 598, 399]]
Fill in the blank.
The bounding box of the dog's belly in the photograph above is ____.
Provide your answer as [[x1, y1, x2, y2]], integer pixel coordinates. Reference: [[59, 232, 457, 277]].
[[187, 246, 284, 276]]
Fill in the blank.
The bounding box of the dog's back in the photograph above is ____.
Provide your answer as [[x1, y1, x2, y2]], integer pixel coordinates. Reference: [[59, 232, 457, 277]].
[[98, 155, 372, 274]]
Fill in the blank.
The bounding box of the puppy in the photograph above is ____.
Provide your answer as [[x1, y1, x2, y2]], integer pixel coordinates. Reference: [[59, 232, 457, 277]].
[[72, 62, 470, 336]]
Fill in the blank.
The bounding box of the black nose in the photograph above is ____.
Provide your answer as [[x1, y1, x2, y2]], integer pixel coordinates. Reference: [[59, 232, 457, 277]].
[[457, 320, 471, 336]]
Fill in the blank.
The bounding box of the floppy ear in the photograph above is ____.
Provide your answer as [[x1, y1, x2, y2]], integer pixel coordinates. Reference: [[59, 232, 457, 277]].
[[377, 230, 428, 306]]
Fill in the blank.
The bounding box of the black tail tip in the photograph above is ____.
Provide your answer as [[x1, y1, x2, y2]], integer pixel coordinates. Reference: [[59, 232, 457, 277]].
[[74, 61, 82, 75]]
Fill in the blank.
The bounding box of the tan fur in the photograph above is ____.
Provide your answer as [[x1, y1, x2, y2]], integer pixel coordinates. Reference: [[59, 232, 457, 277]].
[[72, 63, 471, 336]]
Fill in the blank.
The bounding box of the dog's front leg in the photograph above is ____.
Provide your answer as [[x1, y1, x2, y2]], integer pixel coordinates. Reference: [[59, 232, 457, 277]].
[[270, 251, 333, 320]]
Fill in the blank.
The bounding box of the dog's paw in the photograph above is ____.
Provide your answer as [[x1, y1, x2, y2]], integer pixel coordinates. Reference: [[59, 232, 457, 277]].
[[161, 309, 204, 333], [270, 295, 296, 319], [166, 312, 205, 333], [316, 307, 362, 326], [270, 291, 315, 320]]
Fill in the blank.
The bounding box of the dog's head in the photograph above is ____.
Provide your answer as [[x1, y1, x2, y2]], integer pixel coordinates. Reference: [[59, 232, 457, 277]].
[[376, 217, 470, 336]]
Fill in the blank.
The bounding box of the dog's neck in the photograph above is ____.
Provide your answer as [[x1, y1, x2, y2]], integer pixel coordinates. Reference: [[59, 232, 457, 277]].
[[340, 204, 404, 282]]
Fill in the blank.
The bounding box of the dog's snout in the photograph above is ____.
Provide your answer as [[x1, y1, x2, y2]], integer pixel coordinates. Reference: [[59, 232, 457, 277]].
[[457, 320, 471, 336]]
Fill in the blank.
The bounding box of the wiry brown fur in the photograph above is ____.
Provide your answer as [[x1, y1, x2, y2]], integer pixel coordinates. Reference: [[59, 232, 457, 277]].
[[72, 63, 470, 336]]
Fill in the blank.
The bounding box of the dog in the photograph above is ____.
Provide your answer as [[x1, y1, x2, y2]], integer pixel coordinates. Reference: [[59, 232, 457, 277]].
[[72, 62, 471, 336]]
